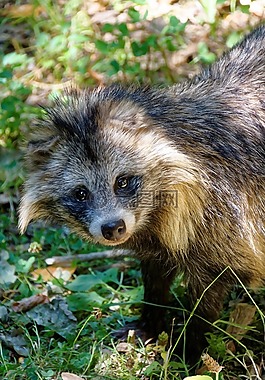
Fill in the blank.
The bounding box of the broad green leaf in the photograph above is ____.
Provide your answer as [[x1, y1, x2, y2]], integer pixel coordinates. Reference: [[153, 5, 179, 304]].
[[131, 41, 148, 56], [128, 7, 141, 22], [226, 32, 241, 48], [67, 274, 103, 291], [67, 291, 105, 310], [118, 23, 129, 36], [97, 268, 119, 284], [0, 250, 17, 285], [95, 40, 109, 53], [3, 53, 28, 66], [16, 257, 35, 274], [67, 268, 119, 291]]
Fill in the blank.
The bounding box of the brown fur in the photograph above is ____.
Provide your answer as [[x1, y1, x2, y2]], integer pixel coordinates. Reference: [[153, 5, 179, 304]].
[[19, 26, 265, 361]]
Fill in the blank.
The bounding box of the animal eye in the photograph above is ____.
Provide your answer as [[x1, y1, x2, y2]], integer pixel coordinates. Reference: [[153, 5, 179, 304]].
[[116, 176, 129, 189], [114, 175, 141, 197], [74, 187, 89, 202]]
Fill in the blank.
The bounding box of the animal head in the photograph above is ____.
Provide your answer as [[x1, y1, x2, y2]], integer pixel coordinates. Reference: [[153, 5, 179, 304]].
[[19, 86, 199, 247]]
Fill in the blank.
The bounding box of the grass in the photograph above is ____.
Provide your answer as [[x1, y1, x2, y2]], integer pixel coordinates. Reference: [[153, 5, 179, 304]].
[[1, 209, 265, 379], [1, 0, 265, 379]]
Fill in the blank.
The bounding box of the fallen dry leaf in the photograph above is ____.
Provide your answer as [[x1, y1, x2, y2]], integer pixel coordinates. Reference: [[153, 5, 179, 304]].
[[0, 4, 43, 18], [61, 373, 84, 380], [116, 342, 131, 353], [226, 303, 256, 339], [226, 302, 257, 353], [12, 294, 49, 312], [31, 265, 76, 282]]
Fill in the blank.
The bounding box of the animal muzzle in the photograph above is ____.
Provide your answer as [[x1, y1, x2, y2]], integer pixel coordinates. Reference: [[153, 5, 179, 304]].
[[89, 209, 136, 245], [101, 219, 126, 241]]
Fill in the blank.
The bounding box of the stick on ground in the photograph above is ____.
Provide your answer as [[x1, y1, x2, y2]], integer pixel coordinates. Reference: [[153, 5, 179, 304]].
[[45, 249, 133, 266]]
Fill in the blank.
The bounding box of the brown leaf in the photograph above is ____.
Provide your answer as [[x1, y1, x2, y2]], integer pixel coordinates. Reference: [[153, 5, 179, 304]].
[[61, 373, 84, 380], [226, 339, 236, 353], [31, 265, 76, 282], [226, 303, 256, 340], [0, 4, 43, 18], [12, 294, 49, 312], [116, 342, 131, 353]]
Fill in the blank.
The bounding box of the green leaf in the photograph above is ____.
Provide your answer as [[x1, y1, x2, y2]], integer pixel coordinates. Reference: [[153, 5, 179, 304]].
[[128, 7, 141, 22], [3, 53, 28, 67], [48, 35, 67, 52], [68, 33, 88, 44], [169, 15, 180, 27], [76, 56, 89, 74], [239, 4, 250, 13], [226, 32, 241, 48], [197, 42, 216, 64], [131, 41, 148, 56], [16, 257, 35, 274], [111, 37, 125, 49], [131, 0, 146, 4], [0, 69, 13, 79], [144, 361, 161, 376], [118, 23, 129, 36], [0, 250, 17, 286], [67, 273, 103, 291], [95, 40, 109, 53], [1, 96, 18, 112], [67, 291, 105, 310], [97, 268, 119, 284], [169, 361, 186, 369], [36, 32, 50, 48], [165, 36, 177, 51], [70, 351, 92, 368], [102, 23, 115, 33], [42, 59, 56, 69], [145, 35, 157, 48], [40, 370, 55, 377], [110, 59, 120, 74], [67, 268, 119, 291]]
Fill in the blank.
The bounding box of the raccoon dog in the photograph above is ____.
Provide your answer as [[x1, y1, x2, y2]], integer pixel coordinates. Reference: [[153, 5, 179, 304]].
[[19, 26, 265, 360]]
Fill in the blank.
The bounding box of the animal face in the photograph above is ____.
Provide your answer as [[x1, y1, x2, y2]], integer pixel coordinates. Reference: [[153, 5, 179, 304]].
[[19, 87, 198, 247], [51, 136, 144, 245]]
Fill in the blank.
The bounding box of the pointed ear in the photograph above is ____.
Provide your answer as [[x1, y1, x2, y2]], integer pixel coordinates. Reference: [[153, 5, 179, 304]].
[[108, 101, 147, 129], [25, 135, 60, 168], [27, 135, 59, 154]]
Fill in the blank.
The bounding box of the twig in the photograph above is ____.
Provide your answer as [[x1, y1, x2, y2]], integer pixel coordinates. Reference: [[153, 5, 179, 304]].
[[45, 249, 133, 266], [29, 80, 73, 90]]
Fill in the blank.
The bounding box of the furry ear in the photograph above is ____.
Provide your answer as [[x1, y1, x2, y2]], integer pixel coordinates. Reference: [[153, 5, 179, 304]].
[[25, 135, 60, 168], [109, 103, 147, 130], [27, 135, 59, 154]]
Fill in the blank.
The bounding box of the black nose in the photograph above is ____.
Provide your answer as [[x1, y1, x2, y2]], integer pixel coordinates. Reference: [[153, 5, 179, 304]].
[[101, 219, 126, 241]]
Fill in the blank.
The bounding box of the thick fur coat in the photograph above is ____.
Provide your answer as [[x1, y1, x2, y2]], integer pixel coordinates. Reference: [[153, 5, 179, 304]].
[[19, 26, 265, 360]]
